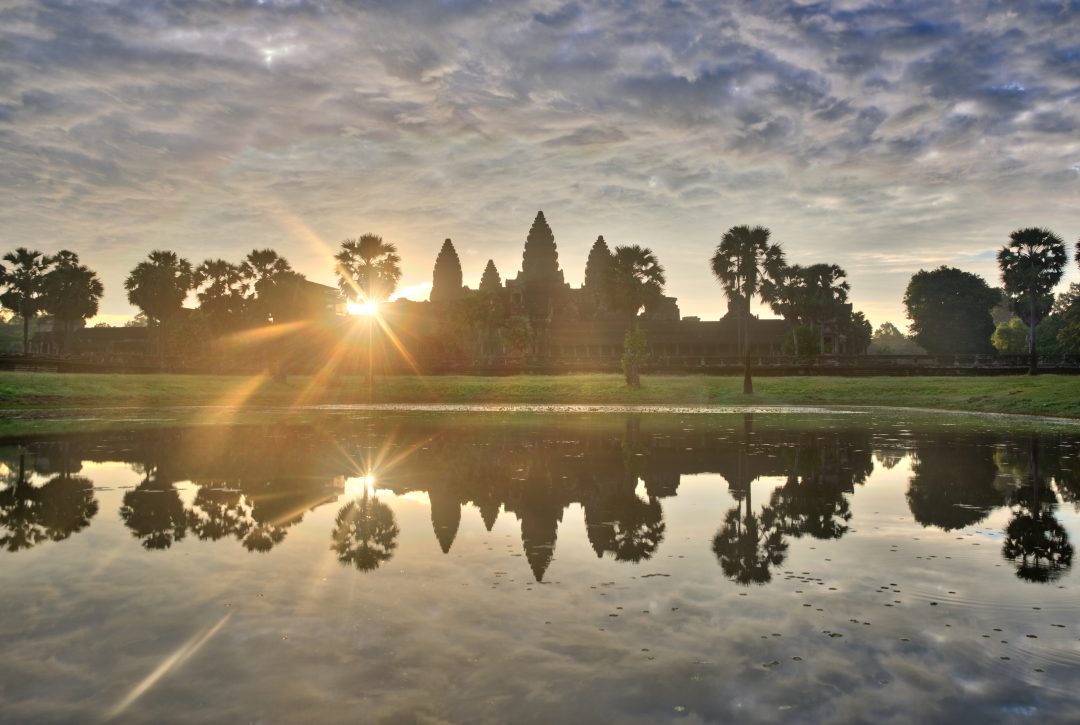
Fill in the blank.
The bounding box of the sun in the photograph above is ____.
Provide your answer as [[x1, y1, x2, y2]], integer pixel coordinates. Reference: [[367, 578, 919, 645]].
[[347, 300, 379, 316]]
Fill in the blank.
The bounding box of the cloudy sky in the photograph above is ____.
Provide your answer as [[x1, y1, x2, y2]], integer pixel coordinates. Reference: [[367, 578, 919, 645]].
[[2, 0, 1078, 327]]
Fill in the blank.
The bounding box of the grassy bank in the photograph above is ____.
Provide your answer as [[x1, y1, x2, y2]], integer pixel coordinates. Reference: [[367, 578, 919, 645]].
[[3, 371, 1080, 421]]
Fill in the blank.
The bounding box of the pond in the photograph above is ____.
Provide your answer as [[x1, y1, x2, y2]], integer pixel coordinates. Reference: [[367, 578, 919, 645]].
[[1, 411, 1078, 722]]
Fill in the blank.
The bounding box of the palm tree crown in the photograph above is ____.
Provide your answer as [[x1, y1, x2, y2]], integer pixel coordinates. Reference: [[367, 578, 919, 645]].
[[710, 225, 786, 318], [334, 234, 402, 302]]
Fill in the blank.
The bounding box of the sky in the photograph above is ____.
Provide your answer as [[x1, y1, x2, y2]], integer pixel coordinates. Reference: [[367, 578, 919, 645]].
[[2, 0, 1079, 328]]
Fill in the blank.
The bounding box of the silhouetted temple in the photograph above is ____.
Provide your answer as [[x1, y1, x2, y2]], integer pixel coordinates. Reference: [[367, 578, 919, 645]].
[[411, 210, 795, 364]]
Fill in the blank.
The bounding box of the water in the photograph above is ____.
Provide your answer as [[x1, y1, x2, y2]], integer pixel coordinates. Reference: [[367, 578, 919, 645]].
[[1, 411, 1078, 723]]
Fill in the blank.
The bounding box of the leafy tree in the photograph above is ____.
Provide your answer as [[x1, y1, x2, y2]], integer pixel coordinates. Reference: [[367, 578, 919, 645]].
[[781, 324, 820, 357], [1055, 282, 1080, 354], [239, 249, 303, 324], [0, 453, 98, 552], [867, 322, 925, 355], [1001, 438, 1073, 583], [841, 310, 873, 355], [194, 259, 247, 334], [119, 467, 188, 550], [41, 250, 104, 354], [992, 317, 1029, 354], [334, 234, 402, 303], [710, 225, 785, 394], [0, 247, 53, 354], [621, 325, 648, 387], [903, 266, 998, 355], [998, 228, 1068, 374], [124, 250, 194, 366], [605, 245, 665, 386], [430, 238, 464, 304]]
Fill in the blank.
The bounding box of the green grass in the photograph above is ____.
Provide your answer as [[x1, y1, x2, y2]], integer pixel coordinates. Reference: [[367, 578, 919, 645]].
[[2, 371, 1080, 420]]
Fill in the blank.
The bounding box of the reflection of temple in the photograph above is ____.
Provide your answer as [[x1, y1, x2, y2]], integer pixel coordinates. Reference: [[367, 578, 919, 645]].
[[4, 419, 1076, 585]]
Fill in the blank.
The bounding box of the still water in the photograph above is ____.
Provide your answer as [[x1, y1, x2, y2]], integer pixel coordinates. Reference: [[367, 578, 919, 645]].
[[1, 411, 1078, 723]]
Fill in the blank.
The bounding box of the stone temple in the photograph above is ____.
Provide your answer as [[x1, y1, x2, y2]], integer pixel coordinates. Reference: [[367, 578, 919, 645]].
[[414, 210, 796, 366]]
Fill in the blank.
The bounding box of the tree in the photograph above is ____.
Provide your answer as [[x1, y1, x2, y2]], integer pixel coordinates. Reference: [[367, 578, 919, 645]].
[[992, 317, 1029, 354], [801, 264, 851, 353], [1056, 282, 1080, 354], [430, 238, 464, 304], [330, 491, 400, 572], [194, 259, 247, 334], [41, 250, 104, 354], [334, 234, 402, 304], [903, 266, 998, 355], [0, 247, 53, 354], [867, 322, 925, 355], [124, 250, 194, 367], [710, 225, 785, 394], [605, 245, 666, 386], [998, 228, 1068, 374]]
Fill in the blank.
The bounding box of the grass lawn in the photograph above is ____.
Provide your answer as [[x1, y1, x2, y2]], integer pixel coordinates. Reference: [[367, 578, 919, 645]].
[[2, 371, 1080, 422]]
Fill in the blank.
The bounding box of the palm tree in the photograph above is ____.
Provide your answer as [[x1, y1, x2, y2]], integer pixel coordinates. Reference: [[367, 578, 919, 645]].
[[334, 234, 402, 304], [194, 259, 248, 334], [606, 245, 665, 386], [41, 250, 104, 354], [335, 235, 402, 387], [998, 228, 1068, 375], [330, 490, 400, 572], [239, 249, 304, 325], [710, 226, 786, 393], [124, 250, 194, 368], [0, 247, 54, 354]]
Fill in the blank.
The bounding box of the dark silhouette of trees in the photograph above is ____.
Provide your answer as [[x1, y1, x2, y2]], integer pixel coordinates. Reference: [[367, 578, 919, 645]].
[[124, 250, 194, 367], [0, 247, 53, 354], [605, 244, 666, 386], [711, 225, 785, 393], [41, 250, 104, 354], [712, 499, 787, 586], [187, 484, 254, 543], [903, 266, 999, 354], [331, 491, 399, 572], [334, 234, 402, 303], [194, 259, 247, 333], [430, 238, 464, 304], [998, 228, 1068, 374], [239, 248, 305, 325]]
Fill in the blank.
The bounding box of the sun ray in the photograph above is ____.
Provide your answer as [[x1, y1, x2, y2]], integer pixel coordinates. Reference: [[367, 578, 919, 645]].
[[106, 613, 232, 721]]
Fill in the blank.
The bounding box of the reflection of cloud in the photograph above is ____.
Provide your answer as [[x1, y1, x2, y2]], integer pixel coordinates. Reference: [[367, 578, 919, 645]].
[[1, 1, 1078, 325]]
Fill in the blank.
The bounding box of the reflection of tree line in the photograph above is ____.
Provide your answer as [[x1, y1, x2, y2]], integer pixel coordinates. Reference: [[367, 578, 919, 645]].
[[1, 420, 1076, 585]]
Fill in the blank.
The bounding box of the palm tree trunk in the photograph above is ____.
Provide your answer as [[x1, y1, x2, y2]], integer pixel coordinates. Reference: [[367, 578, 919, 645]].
[[790, 326, 798, 357], [742, 312, 753, 394], [22, 313, 30, 355], [1028, 297, 1038, 375]]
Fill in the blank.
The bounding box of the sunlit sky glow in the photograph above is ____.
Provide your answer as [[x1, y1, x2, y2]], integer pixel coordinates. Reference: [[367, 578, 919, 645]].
[[2, 1, 1078, 328]]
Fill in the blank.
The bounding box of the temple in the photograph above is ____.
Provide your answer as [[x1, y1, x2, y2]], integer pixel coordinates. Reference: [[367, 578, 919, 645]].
[[405, 210, 803, 366]]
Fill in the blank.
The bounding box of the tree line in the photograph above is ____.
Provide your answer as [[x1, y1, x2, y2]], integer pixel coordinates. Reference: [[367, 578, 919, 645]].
[[2, 224, 1078, 380]]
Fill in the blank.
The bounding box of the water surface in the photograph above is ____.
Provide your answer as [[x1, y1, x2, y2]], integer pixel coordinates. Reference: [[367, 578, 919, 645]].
[[1, 412, 1078, 723]]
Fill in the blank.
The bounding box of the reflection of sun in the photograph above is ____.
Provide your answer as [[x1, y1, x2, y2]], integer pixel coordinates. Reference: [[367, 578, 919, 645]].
[[346, 300, 379, 316], [345, 473, 377, 497]]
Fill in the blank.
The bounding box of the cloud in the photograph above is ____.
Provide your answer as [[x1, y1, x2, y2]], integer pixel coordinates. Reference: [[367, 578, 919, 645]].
[[0, 0, 1078, 324]]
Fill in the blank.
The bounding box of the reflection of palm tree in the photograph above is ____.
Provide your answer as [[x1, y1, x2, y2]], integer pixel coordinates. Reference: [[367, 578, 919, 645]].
[[331, 491, 399, 572], [586, 491, 665, 563], [712, 499, 788, 586], [119, 467, 187, 550], [0, 454, 98, 552]]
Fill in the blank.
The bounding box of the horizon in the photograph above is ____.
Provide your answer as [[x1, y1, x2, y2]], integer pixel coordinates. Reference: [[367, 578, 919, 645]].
[[2, 1, 1079, 330]]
